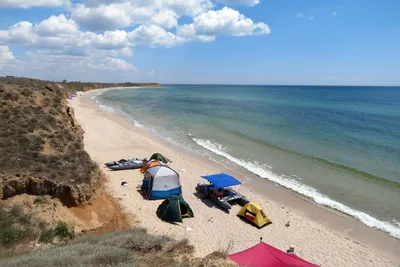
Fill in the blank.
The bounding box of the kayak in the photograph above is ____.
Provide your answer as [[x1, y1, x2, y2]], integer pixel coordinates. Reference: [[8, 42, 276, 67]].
[[105, 158, 146, 170]]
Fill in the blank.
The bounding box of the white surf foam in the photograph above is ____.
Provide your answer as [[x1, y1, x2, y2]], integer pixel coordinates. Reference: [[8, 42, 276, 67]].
[[93, 98, 115, 113], [133, 120, 144, 129], [192, 137, 400, 239], [98, 103, 115, 113]]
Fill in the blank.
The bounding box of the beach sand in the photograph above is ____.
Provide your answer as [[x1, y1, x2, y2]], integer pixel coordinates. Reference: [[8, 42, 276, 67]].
[[69, 90, 399, 267]]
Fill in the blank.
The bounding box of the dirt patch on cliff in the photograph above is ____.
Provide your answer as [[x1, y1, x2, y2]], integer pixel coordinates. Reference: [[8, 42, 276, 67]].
[[69, 183, 133, 233], [2, 181, 133, 236]]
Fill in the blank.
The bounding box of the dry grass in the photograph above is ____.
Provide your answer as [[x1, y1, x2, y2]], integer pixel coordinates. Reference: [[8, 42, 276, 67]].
[[0, 243, 133, 267], [0, 228, 237, 267]]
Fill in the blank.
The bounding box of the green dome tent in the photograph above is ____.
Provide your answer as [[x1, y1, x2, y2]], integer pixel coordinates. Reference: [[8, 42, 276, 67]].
[[156, 196, 194, 223], [149, 153, 170, 164]]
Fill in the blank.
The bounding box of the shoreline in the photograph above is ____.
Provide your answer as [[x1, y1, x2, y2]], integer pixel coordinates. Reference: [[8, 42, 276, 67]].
[[76, 85, 162, 95], [69, 91, 399, 266]]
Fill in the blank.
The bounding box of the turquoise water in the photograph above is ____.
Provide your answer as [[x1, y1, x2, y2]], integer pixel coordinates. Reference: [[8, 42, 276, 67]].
[[95, 85, 400, 238]]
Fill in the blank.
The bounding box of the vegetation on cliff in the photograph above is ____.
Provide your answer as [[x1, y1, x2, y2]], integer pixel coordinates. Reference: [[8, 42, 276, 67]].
[[0, 77, 102, 205], [0, 203, 74, 257]]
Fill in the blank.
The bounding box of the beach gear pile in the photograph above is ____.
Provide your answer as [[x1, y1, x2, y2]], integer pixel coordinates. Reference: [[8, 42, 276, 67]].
[[196, 173, 251, 210], [67, 93, 77, 99], [105, 153, 193, 222], [105, 152, 316, 265]]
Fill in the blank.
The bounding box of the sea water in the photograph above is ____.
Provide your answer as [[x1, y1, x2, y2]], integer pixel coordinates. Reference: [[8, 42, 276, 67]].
[[95, 85, 400, 238]]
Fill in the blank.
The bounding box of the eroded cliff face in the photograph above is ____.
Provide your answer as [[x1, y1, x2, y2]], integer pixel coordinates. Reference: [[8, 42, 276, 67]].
[[0, 77, 101, 206]]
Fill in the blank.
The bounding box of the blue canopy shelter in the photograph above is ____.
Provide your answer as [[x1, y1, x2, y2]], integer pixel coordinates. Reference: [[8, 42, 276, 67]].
[[201, 173, 242, 188]]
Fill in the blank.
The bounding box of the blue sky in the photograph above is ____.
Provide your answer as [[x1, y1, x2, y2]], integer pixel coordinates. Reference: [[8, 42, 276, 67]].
[[0, 0, 399, 85]]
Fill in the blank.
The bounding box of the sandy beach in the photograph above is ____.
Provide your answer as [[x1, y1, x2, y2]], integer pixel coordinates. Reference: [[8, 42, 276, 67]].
[[69, 90, 399, 267]]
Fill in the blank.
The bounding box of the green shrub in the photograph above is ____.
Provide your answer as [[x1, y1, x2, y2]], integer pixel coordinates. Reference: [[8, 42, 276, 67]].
[[0, 205, 38, 247], [54, 222, 73, 239]]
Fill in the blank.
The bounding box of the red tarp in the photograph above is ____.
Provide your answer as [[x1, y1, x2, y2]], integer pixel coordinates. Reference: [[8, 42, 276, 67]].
[[229, 242, 318, 267]]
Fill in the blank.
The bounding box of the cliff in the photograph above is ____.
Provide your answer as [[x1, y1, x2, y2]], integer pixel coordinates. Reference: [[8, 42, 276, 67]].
[[0, 77, 154, 205]]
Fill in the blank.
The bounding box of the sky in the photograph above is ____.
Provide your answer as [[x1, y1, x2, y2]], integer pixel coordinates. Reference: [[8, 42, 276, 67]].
[[0, 0, 399, 85]]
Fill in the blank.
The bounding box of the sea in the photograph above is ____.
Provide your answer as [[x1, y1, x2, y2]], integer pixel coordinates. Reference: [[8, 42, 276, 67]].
[[93, 85, 400, 239]]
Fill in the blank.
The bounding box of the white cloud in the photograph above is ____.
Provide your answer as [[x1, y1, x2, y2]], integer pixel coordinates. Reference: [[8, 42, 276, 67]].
[[102, 57, 137, 71], [8, 52, 135, 73], [150, 9, 178, 29], [83, 30, 129, 49], [81, 0, 128, 7], [0, 21, 34, 44], [196, 35, 216, 42], [1, 52, 144, 82], [0, 1, 270, 80], [0, 18, 133, 52], [0, 0, 63, 8], [71, 2, 154, 31], [296, 13, 314, 21], [177, 7, 270, 40], [216, 0, 259, 7], [0, 46, 15, 66], [332, 12, 337, 16], [35, 14, 79, 37], [119, 47, 133, 57], [0, 15, 189, 52], [128, 24, 186, 47], [70, 0, 213, 31], [164, 0, 213, 17]]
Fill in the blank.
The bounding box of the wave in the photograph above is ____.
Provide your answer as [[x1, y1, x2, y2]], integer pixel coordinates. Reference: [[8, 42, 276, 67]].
[[95, 100, 115, 113], [192, 137, 400, 239], [99, 105, 115, 113], [133, 120, 144, 129], [226, 128, 400, 188]]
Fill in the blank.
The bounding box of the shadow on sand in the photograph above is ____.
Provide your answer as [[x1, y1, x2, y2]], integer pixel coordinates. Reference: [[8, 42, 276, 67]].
[[193, 192, 230, 214]]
